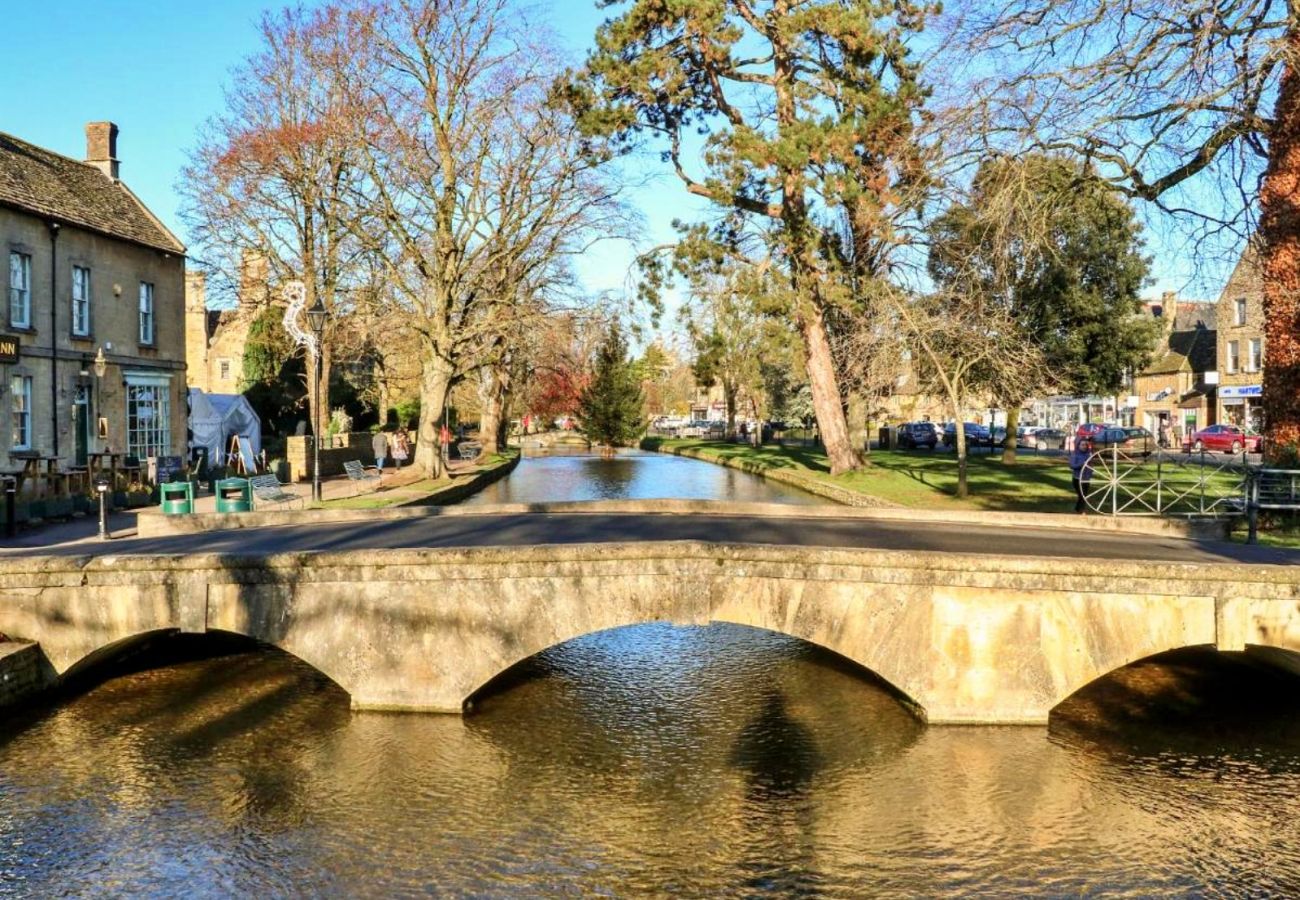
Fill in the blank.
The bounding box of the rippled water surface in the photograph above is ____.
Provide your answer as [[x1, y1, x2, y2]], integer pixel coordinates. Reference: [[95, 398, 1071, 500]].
[[463, 450, 822, 505], [3, 626, 1300, 896]]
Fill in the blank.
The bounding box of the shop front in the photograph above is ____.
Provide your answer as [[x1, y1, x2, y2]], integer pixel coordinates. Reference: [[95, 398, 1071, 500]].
[[1219, 384, 1262, 431]]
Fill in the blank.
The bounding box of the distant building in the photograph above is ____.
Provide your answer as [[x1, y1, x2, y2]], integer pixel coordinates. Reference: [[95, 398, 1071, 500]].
[[185, 252, 271, 395], [1213, 245, 1265, 431], [1132, 293, 1218, 443], [1, 122, 186, 469]]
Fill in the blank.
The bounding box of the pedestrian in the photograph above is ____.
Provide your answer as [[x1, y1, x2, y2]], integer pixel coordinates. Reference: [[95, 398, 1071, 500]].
[[1069, 438, 1094, 514], [372, 428, 389, 474], [1159, 420, 1172, 449], [392, 426, 410, 469]]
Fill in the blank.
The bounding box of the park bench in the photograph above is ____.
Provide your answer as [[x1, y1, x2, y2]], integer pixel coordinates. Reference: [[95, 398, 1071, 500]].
[[1246, 467, 1300, 543], [250, 474, 305, 510], [456, 440, 483, 461], [342, 459, 381, 495]]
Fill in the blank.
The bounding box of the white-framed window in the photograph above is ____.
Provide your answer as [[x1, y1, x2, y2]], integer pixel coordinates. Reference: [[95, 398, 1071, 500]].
[[138, 282, 155, 344], [9, 252, 31, 329], [218, 358, 231, 381], [10, 374, 32, 450], [1249, 338, 1262, 372], [72, 265, 91, 336], [1234, 298, 1247, 326], [1227, 340, 1239, 374], [125, 376, 171, 458]]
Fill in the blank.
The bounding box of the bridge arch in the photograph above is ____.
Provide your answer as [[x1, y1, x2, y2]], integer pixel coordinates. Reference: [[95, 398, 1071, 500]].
[[462, 620, 923, 717]]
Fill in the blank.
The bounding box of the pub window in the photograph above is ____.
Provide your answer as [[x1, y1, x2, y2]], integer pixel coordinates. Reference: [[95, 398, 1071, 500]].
[[126, 382, 170, 458], [138, 282, 155, 344], [72, 265, 91, 336], [1234, 298, 1247, 326], [11, 374, 32, 450], [1227, 340, 1239, 374], [9, 252, 31, 329], [1249, 338, 1262, 372]]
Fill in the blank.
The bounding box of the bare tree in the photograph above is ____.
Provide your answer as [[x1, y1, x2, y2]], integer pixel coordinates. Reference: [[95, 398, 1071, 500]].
[[181, 5, 366, 444], [949, 0, 1300, 453], [341, 0, 624, 476]]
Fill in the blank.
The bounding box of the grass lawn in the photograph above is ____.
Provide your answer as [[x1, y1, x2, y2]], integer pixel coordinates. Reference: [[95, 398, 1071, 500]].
[[318, 477, 451, 510], [643, 437, 1079, 513]]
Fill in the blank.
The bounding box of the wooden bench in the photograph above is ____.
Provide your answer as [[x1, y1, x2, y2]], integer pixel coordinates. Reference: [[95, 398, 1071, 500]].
[[342, 459, 381, 495], [250, 474, 306, 509]]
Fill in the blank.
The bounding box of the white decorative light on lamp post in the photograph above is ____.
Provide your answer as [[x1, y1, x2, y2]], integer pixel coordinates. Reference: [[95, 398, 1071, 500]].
[[283, 281, 329, 502]]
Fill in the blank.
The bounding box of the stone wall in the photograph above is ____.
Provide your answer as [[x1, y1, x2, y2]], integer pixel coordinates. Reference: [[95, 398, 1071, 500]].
[[0, 642, 54, 710], [285, 431, 389, 481]]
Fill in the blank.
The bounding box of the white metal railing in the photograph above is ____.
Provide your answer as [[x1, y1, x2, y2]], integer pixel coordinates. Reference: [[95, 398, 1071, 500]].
[[1084, 448, 1250, 518]]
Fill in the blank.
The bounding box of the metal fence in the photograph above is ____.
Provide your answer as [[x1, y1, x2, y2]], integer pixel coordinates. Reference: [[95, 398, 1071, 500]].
[[1085, 448, 1300, 541]]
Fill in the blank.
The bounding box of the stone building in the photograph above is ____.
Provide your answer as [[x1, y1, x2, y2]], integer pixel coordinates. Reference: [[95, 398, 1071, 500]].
[[1132, 293, 1217, 443], [1, 123, 186, 470], [184, 254, 270, 396], [1214, 245, 1266, 431]]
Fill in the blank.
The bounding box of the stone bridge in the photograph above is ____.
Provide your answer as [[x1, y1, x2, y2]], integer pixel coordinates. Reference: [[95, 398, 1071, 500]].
[[2, 542, 1299, 724]]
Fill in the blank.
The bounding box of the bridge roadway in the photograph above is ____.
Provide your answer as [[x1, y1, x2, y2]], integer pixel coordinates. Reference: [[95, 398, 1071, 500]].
[[2, 508, 1297, 565]]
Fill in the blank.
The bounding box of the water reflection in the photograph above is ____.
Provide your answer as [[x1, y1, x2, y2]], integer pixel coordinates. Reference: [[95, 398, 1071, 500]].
[[2, 626, 1300, 895], [464, 450, 822, 505]]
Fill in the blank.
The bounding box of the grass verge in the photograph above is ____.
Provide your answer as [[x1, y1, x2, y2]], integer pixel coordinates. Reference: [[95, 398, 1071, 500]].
[[642, 437, 1084, 513]]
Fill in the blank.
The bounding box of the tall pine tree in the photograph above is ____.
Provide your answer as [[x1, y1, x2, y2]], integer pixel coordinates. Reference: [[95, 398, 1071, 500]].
[[578, 323, 644, 450]]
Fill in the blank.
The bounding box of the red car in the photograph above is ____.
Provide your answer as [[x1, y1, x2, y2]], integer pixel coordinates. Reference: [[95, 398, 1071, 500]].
[[1183, 424, 1263, 454]]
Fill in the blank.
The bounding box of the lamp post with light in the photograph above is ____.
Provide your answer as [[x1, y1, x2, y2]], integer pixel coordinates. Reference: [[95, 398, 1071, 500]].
[[306, 297, 328, 503], [93, 347, 107, 447]]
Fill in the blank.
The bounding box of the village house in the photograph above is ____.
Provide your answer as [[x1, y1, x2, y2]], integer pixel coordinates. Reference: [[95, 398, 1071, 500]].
[[1214, 245, 1266, 432], [2, 123, 186, 473], [1132, 293, 1217, 444]]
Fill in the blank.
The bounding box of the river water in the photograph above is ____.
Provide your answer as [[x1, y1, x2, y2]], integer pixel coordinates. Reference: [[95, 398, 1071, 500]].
[[462, 449, 822, 505], [2, 626, 1299, 896]]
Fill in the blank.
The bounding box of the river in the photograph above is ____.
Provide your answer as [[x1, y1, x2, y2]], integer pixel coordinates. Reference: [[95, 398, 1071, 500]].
[[462, 449, 822, 505], [2, 628, 1299, 895]]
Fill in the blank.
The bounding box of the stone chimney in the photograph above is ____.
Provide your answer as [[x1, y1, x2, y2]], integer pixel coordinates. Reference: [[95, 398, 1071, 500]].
[[238, 249, 271, 307], [1160, 291, 1178, 332], [85, 122, 120, 180]]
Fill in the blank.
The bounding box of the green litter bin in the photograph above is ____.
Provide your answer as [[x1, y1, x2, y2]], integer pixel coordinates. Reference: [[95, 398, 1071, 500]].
[[160, 481, 194, 515], [215, 477, 252, 513]]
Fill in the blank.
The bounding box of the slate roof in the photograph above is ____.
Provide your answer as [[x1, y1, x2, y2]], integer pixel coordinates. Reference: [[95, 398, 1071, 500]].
[[0, 130, 184, 254], [1142, 325, 1217, 376]]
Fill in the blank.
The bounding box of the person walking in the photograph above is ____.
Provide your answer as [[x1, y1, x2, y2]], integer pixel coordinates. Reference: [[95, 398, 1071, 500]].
[[392, 426, 410, 469], [372, 428, 389, 475], [1069, 438, 1095, 514]]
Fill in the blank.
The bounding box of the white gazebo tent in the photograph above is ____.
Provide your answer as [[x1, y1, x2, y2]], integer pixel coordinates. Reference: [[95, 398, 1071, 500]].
[[188, 388, 262, 472]]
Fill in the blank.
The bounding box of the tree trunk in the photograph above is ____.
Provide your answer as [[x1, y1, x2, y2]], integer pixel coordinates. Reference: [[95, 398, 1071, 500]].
[[414, 351, 454, 477], [800, 302, 861, 475], [1002, 405, 1021, 464], [1259, 24, 1300, 456], [479, 366, 505, 456], [724, 380, 737, 439], [846, 390, 869, 458], [954, 420, 968, 498]]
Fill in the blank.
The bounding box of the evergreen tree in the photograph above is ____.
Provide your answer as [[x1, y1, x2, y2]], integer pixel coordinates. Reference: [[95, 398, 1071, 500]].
[[578, 323, 645, 448], [569, 0, 936, 475]]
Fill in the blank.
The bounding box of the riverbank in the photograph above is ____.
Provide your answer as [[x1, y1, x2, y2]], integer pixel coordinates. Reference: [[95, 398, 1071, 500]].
[[641, 437, 1077, 513], [321, 450, 519, 509]]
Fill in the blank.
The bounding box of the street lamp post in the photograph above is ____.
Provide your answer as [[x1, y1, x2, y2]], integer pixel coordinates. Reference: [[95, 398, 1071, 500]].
[[93, 347, 107, 450], [306, 297, 328, 503]]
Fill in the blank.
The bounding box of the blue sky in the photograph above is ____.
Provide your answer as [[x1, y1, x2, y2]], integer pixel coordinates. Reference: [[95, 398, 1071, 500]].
[[1, 0, 1225, 312]]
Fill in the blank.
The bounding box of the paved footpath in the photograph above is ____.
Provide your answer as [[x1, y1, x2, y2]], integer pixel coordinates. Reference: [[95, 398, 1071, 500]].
[[2, 510, 1296, 566]]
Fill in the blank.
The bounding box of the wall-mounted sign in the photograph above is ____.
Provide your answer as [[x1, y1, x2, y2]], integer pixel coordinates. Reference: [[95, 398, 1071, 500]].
[[1220, 385, 1262, 398], [0, 334, 18, 364]]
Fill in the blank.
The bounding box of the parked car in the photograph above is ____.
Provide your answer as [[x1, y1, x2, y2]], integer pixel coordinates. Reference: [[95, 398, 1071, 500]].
[[1075, 422, 1107, 441], [1091, 426, 1154, 457], [1030, 428, 1067, 450], [1183, 423, 1263, 454], [1016, 427, 1043, 448], [943, 422, 991, 448], [899, 422, 939, 449]]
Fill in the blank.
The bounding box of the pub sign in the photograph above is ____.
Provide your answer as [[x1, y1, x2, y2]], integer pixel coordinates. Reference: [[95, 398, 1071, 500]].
[[0, 334, 18, 364]]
